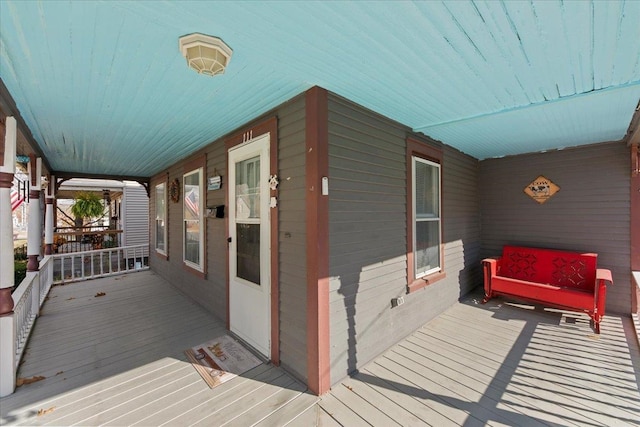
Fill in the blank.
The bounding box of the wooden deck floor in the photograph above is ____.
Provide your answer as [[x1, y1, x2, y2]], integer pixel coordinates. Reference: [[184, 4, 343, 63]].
[[1, 271, 639, 426]]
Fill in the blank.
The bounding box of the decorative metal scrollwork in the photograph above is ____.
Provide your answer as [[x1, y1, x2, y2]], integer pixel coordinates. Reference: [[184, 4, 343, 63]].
[[169, 178, 180, 203]]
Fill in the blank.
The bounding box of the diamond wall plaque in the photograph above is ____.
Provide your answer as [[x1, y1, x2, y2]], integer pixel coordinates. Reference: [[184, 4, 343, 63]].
[[523, 175, 560, 204]]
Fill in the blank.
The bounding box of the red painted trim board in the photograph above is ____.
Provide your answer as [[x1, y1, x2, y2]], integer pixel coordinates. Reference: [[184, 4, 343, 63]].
[[305, 87, 330, 395]]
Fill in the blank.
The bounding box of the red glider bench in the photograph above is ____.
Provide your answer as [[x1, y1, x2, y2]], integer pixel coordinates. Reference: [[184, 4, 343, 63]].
[[482, 245, 613, 333]]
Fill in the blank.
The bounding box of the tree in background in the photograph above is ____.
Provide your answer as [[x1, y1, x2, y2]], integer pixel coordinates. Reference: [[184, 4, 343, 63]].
[[70, 191, 105, 228]]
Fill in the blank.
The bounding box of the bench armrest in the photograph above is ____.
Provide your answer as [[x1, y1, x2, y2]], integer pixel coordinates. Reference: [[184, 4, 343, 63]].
[[596, 268, 613, 285], [482, 257, 499, 276], [594, 268, 612, 321], [482, 257, 500, 298]]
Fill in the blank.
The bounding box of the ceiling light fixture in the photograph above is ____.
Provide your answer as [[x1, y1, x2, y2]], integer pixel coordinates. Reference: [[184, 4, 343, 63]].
[[179, 33, 232, 77]]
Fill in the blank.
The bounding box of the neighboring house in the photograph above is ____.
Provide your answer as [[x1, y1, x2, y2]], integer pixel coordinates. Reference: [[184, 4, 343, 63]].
[[56, 178, 149, 254], [120, 181, 150, 255], [148, 86, 634, 394]]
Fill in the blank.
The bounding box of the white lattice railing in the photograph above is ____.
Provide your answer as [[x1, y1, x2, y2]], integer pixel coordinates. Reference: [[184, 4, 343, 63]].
[[12, 271, 38, 367], [52, 244, 149, 284], [39, 256, 53, 305]]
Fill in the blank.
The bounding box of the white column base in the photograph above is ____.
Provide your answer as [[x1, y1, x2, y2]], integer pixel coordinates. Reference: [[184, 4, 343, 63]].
[[0, 314, 16, 397]]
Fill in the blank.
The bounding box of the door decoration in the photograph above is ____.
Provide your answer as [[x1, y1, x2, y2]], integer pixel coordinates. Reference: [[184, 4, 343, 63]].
[[269, 174, 279, 190], [524, 175, 560, 204]]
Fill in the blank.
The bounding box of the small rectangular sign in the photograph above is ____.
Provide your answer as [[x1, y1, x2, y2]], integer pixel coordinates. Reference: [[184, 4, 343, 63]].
[[208, 176, 222, 191]]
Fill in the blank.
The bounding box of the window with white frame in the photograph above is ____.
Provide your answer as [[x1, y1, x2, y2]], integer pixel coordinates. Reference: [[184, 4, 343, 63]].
[[406, 137, 444, 293], [183, 168, 204, 271], [413, 157, 441, 278], [155, 182, 167, 254]]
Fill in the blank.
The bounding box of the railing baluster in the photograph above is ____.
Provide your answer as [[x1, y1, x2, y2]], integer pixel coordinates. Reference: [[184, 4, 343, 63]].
[[50, 244, 148, 285]]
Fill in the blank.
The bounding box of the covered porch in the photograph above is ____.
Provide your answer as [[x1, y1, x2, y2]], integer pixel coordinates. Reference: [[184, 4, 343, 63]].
[[1, 271, 638, 426]]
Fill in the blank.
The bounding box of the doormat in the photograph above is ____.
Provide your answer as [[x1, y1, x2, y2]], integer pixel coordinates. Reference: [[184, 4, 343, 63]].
[[184, 335, 262, 389]]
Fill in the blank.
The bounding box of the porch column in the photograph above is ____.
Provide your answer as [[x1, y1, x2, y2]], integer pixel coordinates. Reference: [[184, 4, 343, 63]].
[[0, 116, 17, 397], [27, 155, 42, 272], [44, 175, 55, 255]]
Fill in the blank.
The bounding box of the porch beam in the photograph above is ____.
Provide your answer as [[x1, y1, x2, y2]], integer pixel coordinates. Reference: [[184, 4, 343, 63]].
[[53, 171, 150, 185], [0, 79, 52, 173]]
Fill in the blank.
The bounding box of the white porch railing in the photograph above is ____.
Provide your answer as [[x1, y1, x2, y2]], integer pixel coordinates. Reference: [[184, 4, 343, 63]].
[[2, 244, 149, 397], [52, 244, 149, 284], [11, 255, 53, 369]]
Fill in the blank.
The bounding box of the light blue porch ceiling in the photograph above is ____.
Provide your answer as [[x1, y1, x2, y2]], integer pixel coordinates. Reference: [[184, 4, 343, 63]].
[[1, 1, 639, 177]]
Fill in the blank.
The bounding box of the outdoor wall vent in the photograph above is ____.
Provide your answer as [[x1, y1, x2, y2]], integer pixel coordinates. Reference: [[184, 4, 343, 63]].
[[179, 33, 232, 77]]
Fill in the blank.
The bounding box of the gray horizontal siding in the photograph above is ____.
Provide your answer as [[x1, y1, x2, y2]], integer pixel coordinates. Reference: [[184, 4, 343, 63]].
[[328, 94, 408, 384], [442, 145, 482, 296], [479, 141, 630, 314], [277, 95, 308, 382], [206, 141, 228, 318], [150, 165, 223, 316], [327, 93, 482, 386]]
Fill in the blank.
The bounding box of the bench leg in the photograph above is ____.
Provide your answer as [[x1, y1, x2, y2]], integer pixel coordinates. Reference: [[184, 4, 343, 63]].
[[589, 313, 602, 334], [481, 293, 492, 304]]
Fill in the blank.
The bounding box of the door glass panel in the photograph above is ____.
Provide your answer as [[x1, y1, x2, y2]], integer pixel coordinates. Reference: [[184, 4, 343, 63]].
[[237, 223, 260, 284], [235, 156, 260, 219]]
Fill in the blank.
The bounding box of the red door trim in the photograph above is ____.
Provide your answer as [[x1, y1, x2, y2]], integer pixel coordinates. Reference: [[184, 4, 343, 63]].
[[305, 87, 330, 395], [225, 116, 280, 365]]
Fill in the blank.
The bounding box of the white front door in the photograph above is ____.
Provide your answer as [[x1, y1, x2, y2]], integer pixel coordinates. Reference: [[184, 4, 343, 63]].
[[228, 133, 271, 357]]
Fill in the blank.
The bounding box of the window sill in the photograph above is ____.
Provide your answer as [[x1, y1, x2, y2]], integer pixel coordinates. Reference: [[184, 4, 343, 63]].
[[154, 250, 168, 261], [407, 271, 446, 293]]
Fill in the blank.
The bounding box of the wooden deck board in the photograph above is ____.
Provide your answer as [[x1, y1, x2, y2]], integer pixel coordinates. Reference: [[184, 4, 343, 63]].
[[318, 392, 371, 426], [351, 367, 456, 426], [253, 392, 319, 427], [327, 380, 401, 426], [225, 380, 308, 426], [42, 365, 198, 426], [412, 329, 618, 426], [386, 344, 549, 427], [286, 405, 341, 427], [372, 354, 515, 426], [417, 311, 640, 424], [130, 364, 276, 426], [338, 376, 428, 426], [2, 276, 639, 427], [152, 366, 290, 426], [1, 272, 311, 427], [189, 372, 298, 426], [400, 336, 590, 426]]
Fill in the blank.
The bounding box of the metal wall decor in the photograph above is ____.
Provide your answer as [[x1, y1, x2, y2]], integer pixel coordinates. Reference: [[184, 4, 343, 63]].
[[169, 178, 180, 203], [524, 175, 560, 204]]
